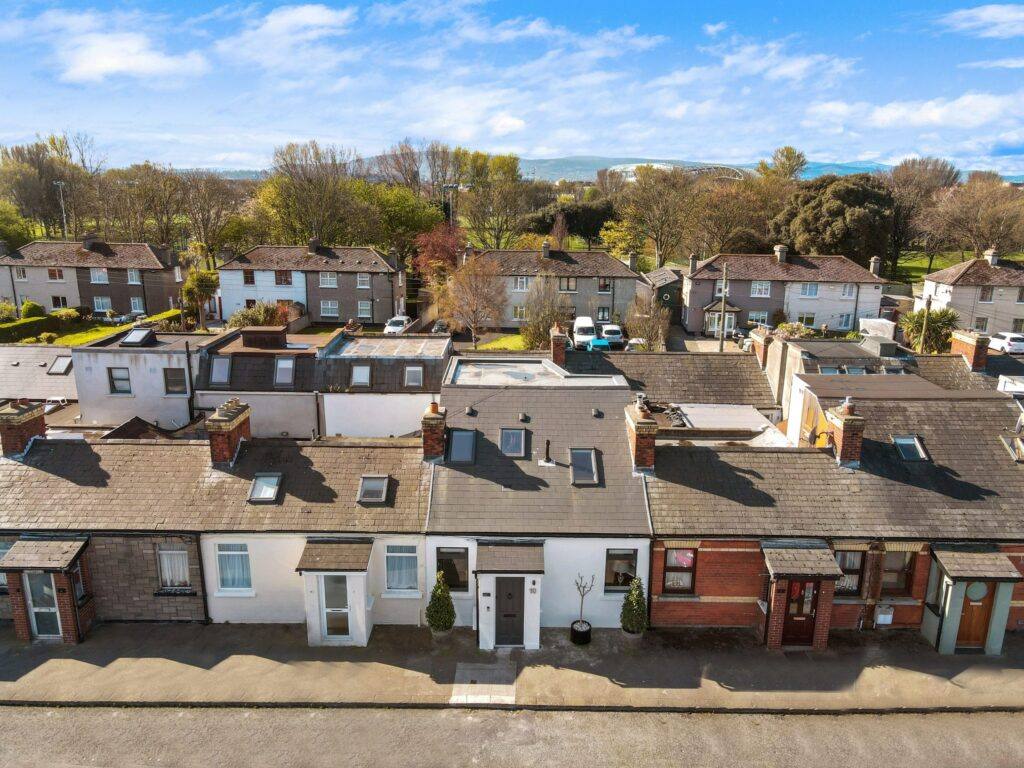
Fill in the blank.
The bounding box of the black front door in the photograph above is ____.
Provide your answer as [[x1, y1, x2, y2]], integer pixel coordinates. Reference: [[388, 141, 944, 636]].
[[495, 577, 525, 646]]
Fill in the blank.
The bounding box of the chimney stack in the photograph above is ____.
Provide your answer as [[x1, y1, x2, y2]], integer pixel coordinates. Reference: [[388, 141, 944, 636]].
[[421, 401, 447, 460], [308, 236, 320, 255], [628, 251, 638, 274], [550, 323, 569, 368], [749, 326, 772, 369], [869, 255, 882, 277], [542, 240, 551, 259], [82, 232, 100, 250], [774, 244, 788, 264], [463, 244, 473, 266], [984, 248, 999, 267], [688, 253, 698, 275], [625, 396, 657, 471], [388, 246, 400, 270], [0, 399, 46, 456], [950, 329, 989, 372], [824, 397, 865, 468], [206, 398, 251, 464]]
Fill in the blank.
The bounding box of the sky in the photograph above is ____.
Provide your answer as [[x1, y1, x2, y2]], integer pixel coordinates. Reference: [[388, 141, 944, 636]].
[[1, 1, 1024, 172]]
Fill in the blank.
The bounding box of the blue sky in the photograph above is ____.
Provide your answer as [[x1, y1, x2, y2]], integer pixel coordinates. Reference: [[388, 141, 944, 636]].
[[2, 1, 1024, 171]]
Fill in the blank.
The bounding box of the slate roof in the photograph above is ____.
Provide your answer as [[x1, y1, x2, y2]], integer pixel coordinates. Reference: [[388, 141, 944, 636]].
[[689, 253, 885, 284], [0, 240, 168, 269], [0, 345, 77, 401], [477, 249, 638, 278], [910, 354, 1024, 391], [932, 545, 1023, 581], [296, 539, 374, 571], [644, 267, 683, 288], [427, 386, 650, 536], [196, 353, 319, 392], [762, 544, 843, 578], [647, 397, 1024, 540], [0, 439, 429, 534], [221, 246, 395, 273], [0, 538, 87, 571], [475, 542, 545, 573], [563, 352, 776, 409], [925, 258, 1024, 287]]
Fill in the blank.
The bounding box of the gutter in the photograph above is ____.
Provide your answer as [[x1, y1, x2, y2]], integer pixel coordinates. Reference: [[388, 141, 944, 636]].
[[184, 341, 195, 422], [7, 266, 19, 318]]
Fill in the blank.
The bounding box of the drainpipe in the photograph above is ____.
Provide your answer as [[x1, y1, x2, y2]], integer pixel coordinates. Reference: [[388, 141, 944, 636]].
[[646, 539, 654, 629], [194, 532, 211, 624], [7, 266, 19, 318], [313, 390, 322, 438], [852, 283, 860, 334], [184, 341, 195, 422]]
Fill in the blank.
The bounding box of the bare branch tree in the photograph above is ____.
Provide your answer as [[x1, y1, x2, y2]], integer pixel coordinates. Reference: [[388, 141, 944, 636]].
[[625, 293, 670, 351], [181, 170, 246, 267], [438, 255, 507, 347], [377, 139, 423, 194]]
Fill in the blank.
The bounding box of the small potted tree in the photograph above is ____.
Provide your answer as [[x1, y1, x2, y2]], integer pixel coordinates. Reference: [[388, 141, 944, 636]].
[[425, 570, 456, 639], [571, 573, 595, 645], [620, 576, 647, 639]]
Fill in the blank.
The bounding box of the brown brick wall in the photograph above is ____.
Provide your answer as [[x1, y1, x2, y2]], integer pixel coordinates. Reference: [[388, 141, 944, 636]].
[[812, 580, 835, 651], [5, 569, 31, 641], [0, 413, 46, 455], [765, 578, 788, 649]]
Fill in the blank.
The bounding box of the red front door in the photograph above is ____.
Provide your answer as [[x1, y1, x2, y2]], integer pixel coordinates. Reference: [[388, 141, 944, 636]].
[[782, 580, 818, 646]]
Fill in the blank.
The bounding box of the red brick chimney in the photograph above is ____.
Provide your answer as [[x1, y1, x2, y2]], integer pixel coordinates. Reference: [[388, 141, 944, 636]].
[[625, 395, 658, 471], [421, 401, 447, 460], [749, 327, 772, 369], [825, 397, 865, 468], [206, 398, 251, 464], [0, 399, 46, 456], [950, 329, 989, 372], [550, 323, 569, 368]]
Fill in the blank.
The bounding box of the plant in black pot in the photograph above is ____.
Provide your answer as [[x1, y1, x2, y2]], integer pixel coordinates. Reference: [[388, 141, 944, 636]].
[[620, 576, 647, 639], [426, 570, 456, 638], [571, 573, 595, 645]]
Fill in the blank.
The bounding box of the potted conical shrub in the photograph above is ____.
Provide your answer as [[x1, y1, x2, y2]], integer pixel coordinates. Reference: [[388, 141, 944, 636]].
[[571, 573, 595, 645], [620, 576, 647, 639], [426, 570, 456, 638]]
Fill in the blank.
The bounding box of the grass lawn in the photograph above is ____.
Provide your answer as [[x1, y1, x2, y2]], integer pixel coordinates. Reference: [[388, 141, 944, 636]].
[[49, 320, 136, 346], [477, 333, 529, 351]]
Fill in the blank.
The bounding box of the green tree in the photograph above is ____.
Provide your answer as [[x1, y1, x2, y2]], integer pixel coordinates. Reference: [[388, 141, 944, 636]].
[[20, 300, 45, 318], [620, 166, 701, 267], [898, 307, 960, 353], [438, 255, 507, 347], [181, 268, 220, 331], [357, 182, 443, 256], [770, 173, 894, 268], [599, 218, 648, 261], [0, 200, 34, 248], [0, 301, 16, 323], [425, 571, 456, 633], [227, 300, 286, 328], [757, 146, 808, 180], [460, 154, 531, 249], [620, 576, 648, 635], [884, 157, 960, 277]]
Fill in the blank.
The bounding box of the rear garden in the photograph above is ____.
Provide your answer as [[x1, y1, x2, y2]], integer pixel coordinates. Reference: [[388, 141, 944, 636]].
[[0, 302, 185, 346]]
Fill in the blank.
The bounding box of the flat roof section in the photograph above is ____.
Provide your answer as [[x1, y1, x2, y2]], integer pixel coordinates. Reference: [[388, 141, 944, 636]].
[[446, 358, 625, 388], [325, 335, 451, 359], [796, 373, 1002, 400]]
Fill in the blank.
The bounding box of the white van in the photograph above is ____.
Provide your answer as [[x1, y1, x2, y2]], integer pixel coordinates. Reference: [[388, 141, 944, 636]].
[[572, 316, 597, 350]]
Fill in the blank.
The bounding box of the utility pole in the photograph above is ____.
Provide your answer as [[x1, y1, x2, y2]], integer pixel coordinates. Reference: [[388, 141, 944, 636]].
[[917, 294, 932, 354], [53, 180, 68, 240], [718, 263, 729, 353]]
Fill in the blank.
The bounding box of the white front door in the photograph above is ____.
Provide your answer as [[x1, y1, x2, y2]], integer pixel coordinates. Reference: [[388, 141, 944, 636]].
[[320, 574, 349, 639], [706, 312, 736, 337], [23, 571, 61, 638]]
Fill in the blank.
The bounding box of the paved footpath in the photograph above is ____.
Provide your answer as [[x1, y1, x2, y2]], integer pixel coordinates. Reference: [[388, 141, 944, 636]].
[[3, 622, 1024, 712]]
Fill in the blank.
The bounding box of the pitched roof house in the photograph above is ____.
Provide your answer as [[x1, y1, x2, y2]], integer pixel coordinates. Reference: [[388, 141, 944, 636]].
[[916, 250, 1024, 336]]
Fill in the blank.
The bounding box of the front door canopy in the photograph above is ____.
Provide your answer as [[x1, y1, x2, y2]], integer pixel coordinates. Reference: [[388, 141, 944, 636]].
[[296, 539, 373, 573], [0, 538, 87, 572], [474, 542, 545, 575], [933, 545, 1023, 583], [762, 539, 842, 580]]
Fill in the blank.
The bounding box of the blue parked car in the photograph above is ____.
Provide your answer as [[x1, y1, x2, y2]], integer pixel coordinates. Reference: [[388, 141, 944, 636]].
[[587, 337, 611, 352]]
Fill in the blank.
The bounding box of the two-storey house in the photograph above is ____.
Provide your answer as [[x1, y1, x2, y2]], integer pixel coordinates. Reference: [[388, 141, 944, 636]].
[[0, 233, 182, 317], [218, 239, 405, 325], [473, 242, 640, 328], [916, 250, 1024, 335], [682, 245, 885, 335]]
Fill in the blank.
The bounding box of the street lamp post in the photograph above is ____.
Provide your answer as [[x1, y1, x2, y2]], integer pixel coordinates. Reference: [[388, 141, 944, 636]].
[[53, 180, 68, 240], [442, 183, 459, 225]]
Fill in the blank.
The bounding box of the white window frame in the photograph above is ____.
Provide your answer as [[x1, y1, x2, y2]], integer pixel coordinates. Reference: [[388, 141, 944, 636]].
[[357, 300, 372, 319], [90, 267, 108, 285], [385, 544, 419, 592], [47, 267, 64, 282], [51, 295, 68, 310], [130, 296, 144, 313], [748, 310, 768, 326], [107, 366, 131, 394], [14, 267, 27, 281], [558, 277, 577, 293], [714, 279, 729, 297], [841, 282, 855, 298], [974, 316, 989, 333], [979, 286, 994, 303], [215, 543, 254, 595], [750, 280, 770, 298], [500, 427, 526, 457], [512, 304, 527, 321], [513, 276, 530, 292], [358, 475, 388, 502], [274, 356, 295, 387], [706, 312, 736, 335], [351, 364, 370, 387], [249, 473, 282, 503], [796, 312, 816, 327], [157, 549, 191, 590], [837, 312, 853, 330], [893, 434, 928, 461], [320, 299, 339, 318], [163, 367, 187, 395], [93, 296, 112, 312], [569, 447, 598, 485], [209, 356, 231, 386], [356, 273, 371, 289], [799, 282, 818, 298], [597, 277, 612, 294], [127, 268, 141, 285], [319, 271, 338, 289], [320, 574, 350, 638], [404, 365, 424, 387], [597, 307, 610, 322]]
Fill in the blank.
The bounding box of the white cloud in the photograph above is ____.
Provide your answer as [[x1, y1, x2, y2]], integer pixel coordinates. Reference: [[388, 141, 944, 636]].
[[702, 22, 728, 37], [216, 4, 358, 72], [488, 114, 526, 136], [940, 4, 1024, 38], [805, 92, 1024, 132], [962, 57, 1024, 68]]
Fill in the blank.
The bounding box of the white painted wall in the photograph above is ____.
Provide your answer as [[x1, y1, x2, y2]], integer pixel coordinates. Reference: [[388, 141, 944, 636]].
[[322, 393, 435, 437], [917, 280, 1024, 334], [219, 269, 307, 321], [201, 534, 308, 623], [366, 535, 425, 626], [786, 377, 811, 444], [194, 390, 317, 438], [73, 348, 195, 428], [2, 266, 81, 311], [783, 282, 882, 330], [303, 571, 371, 646], [425, 536, 478, 627], [477, 573, 542, 650]]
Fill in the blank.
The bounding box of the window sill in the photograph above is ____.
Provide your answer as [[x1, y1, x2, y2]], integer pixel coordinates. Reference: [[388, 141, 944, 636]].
[[107, 393, 135, 398], [154, 588, 197, 597], [215, 589, 255, 598], [655, 593, 699, 602], [381, 590, 422, 599], [163, 394, 189, 399], [833, 596, 866, 604], [601, 592, 627, 600], [878, 595, 918, 605]]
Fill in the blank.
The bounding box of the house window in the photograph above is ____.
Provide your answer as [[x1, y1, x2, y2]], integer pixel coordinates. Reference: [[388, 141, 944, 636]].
[[357, 475, 388, 502], [127, 268, 141, 285], [0, 541, 11, 587], [837, 312, 853, 330], [1018, 287, 1024, 304], [209, 356, 231, 386], [47, 268, 64, 281], [663, 548, 696, 594], [174, 266, 183, 282], [243, 269, 255, 285], [799, 282, 818, 297], [834, 551, 864, 596], [979, 286, 994, 303], [216, 543, 252, 591], [357, 300, 372, 319], [597, 277, 612, 294], [130, 296, 144, 313], [513, 276, 530, 292], [881, 551, 915, 595], [107, 367, 131, 394], [819, 366, 841, 375], [163, 367, 187, 395], [350, 364, 370, 386], [974, 316, 989, 332], [796, 312, 815, 327], [500, 428, 525, 457], [714, 279, 729, 297], [385, 545, 418, 591], [404, 365, 423, 387], [558, 277, 577, 293], [319, 271, 338, 288], [1014, 319, 1024, 333], [512, 305, 527, 321], [893, 434, 928, 461], [158, 549, 191, 589], [245, 299, 257, 309], [14, 267, 27, 281], [94, 296, 112, 312], [71, 562, 86, 602], [357, 273, 371, 289], [51, 296, 68, 310], [748, 310, 768, 326], [569, 447, 598, 485], [274, 357, 295, 387], [437, 547, 469, 592], [273, 270, 291, 286], [320, 299, 339, 317], [845, 366, 867, 375], [841, 283, 855, 298], [605, 549, 637, 592], [449, 429, 476, 464], [597, 307, 610, 322], [249, 473, 282, 502], [750, 280, 770, 298]]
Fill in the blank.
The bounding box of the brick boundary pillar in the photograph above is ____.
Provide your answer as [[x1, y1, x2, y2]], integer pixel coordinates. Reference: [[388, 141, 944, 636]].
[[765, 578, 788, 649], [749, 328, 772, 370], [52, 572, 82, 644], [6, 569, 31, 642], [812, 580, 836, 651], [550, 324, 569, 368]]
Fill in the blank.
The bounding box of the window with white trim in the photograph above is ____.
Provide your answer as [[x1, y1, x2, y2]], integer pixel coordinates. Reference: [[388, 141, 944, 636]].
[[513, 276, 530, 292], [216, 543, 252, 590], [91, 267, 109, 284], [979, 286, 994, 303], [750, 280, 770, 298], [249, 473, 282, 502], [748, 310, 768, 326], [597, 277, 612, 294], [358, 475, 388, 502], [597, 307, 610, 321], [163, 367, 187, 395], [500, 428, 526, 457], [158, 549, 191, 589], [404, 365, 423, 387], [94, 296, 112, 312], [356, 273, 371, 289], [841, 282, 855, 298], [605, 548, 637, 592], [320, 299, 339, 317], [274, 357, 295, 387], [385, 545, 418, 591], [974, 316, 989, 332], [14, 267, 27, 281], [569, 447, 598, 485], [47, 268, 64, 282], [558, 277, 577, 293], [210, 356, 231, 385], [357, 300, 372, 319], [512, 304, 527, 321], [319, 271, 338, 288], [799, 282, 818, 297], [796, 312, 815, 327], [351, 364, 370, 386], [51, 296, 68, 310], [714, 279, 729, 297], [893, 435, 928, 461], [837, 312, 853, 330], [130, 296, 144, 313], [127, 268, 141, 285], [107, 366, 131, 394]]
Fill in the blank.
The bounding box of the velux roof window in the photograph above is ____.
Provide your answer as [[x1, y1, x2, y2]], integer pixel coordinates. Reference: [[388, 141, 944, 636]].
[[47, 356, 72, 375], [358, 475, 388, 503], [210, 356, 231, 385], [249, 472, 282, 502], [893, 435, 928, 461], [274, 357, 295, 387], [569, 448, 598, 485], [500, 428, 525, 457]]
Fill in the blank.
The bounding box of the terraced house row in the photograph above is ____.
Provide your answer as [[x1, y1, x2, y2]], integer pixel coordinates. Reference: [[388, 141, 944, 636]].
[[2, 324, 1024, 657]]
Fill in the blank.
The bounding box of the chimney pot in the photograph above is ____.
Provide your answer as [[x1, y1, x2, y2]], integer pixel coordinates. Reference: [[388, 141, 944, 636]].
[[774, 244, 788, 263], [869, 255, 882, 277], [206, 398, 252, 464], [0, 399, 47, 456]]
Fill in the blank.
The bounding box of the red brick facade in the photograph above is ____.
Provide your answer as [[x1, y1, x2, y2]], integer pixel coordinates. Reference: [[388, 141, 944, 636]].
[[749, 328, 772, 369], [825, 402, 865, 466], [206, 399, 252, 464], [421, 403, 447, 459], [5, 555, 93, 644], [550, 325, 568, 368], [625, 404, 657, 470], [950, 330, 989, 372]]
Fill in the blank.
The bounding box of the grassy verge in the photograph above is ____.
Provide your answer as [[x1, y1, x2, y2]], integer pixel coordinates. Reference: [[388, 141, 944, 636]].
[[478, 333, 529, 351], [46, 309, 186, 346]]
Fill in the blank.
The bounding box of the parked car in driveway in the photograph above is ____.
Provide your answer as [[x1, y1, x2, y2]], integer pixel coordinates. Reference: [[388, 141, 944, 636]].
[[625, 338, 647, 351], [600, 324, 625, 349], [990, 332, 1024, 354], [587, 337, 611, 352], [383, 315, 412, 335], [572, 316, 597, 350], [431, 319, 450, 334]]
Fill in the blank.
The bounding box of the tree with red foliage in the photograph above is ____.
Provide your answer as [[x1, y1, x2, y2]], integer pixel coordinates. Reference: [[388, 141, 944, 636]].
[[413, 223, 466, 285]]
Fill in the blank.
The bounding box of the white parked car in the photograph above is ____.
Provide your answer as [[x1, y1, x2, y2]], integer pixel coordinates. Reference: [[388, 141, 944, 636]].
[[600, 324, 625, 349], [572, 316, 597, 350], [625, 338, 647, 352], [989, 332, 1024, 354], [383, 315, 412, 335]]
